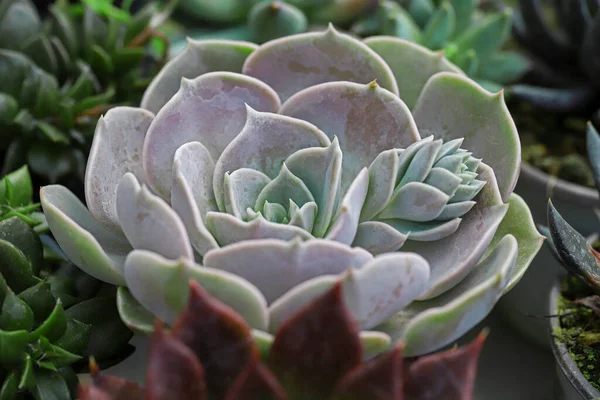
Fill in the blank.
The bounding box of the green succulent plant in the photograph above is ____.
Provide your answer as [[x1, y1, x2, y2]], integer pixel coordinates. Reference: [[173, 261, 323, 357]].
[[0, 0, 169, 190], [0, 166, 134, 400], [350, 0, 530, 92], [79, 279, 487, 400], [509, 0, 600, 186], [41, 26, 543, 356]]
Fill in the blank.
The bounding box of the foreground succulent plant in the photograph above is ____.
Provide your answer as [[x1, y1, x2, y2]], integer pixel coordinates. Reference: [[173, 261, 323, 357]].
[[41, 26, 543, 355], [509, 0, 600, 185], [0, 0, 169, 187], [80, 279, 486, 400], [0, 167, 134, 399]]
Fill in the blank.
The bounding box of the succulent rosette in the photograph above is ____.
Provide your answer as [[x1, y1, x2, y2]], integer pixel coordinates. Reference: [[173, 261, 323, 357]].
[[40, 26, 543, 355]]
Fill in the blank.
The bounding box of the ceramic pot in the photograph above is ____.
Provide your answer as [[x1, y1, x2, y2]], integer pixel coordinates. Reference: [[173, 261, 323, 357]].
[[497, 162, 600, 350], [549, 279, 600, 400]]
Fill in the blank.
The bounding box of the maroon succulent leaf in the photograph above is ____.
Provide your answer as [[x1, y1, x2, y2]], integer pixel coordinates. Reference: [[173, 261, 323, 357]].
[[146, 321, 207, 400], [224, 355, 288, 400], [78, 359, 144, 400], [170, 280, 260, 398], [268, 281, 363, 400], [404, 331, 488, 400], [329, 344, 404, 400]]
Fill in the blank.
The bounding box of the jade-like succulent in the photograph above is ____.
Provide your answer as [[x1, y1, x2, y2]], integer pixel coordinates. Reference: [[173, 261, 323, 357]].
[[0, 167, 133, 399], [547, 123, 600, 287], [41, 26, 543, 356], [79, 279, 486, 400], [350, 0, 530, 92], [0, 0, 169, 187]]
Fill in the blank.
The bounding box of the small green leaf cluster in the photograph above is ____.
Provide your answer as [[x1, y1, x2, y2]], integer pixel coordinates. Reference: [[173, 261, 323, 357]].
[[0, 167, 133, 400]]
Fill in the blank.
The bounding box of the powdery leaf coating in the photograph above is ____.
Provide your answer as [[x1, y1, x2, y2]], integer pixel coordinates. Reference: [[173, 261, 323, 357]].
[[143, 72, 280, 198], [243, 25, 398, 102], [85, 108, 154, 234]]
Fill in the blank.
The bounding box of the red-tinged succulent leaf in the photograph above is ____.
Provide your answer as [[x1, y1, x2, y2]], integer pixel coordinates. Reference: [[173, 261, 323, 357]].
[[79, 359, 144, 400], [224, 356, 288, 400], [329, 344, 404, 400], [268, 281, 363, 400], [146, 322, 207, 400], [404, 331, 487, 400], [170, 280, 259, 398]]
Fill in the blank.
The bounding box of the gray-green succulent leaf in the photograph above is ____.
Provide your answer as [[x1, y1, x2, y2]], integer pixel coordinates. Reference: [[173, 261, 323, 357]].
[[41, 26, 543, 356]]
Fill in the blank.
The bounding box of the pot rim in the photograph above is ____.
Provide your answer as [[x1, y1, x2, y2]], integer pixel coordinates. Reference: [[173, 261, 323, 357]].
[[549, 276, 600, 399], [521, 162, 600, 207]]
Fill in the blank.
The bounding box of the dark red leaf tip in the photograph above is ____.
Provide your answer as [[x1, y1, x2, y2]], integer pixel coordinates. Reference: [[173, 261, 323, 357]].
[[268, 281, 363, 399], [224, 354, 288, 400], [169, 279, 259, 398]]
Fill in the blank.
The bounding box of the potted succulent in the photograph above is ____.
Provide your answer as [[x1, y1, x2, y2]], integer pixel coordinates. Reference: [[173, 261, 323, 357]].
[[0, 166, 133, 399], [544, 124, 600, 399], [496, 0, 600, 349], [39, 26, 543, 367], [79, 279, 487, 399], [0, 0, 170, 197]]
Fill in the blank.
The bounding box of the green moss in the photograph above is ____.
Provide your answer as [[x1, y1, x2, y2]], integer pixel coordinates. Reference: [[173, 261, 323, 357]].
[[510, 100, 595, 188], [555, 275, 600, 390]]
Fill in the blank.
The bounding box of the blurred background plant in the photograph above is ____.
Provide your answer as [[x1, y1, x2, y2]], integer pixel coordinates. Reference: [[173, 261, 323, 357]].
[[507, 0, 600, 187], [0, 0, 172, 198], [0, 165, 134, 400]]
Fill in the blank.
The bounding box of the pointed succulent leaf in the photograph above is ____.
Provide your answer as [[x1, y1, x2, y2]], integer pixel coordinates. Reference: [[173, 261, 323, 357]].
[[352, 221, 408, 255], [449, 0, 475, 36], [309, 0, 377, 26], [85, 107, 154, 234], [205, 212, 313, 247], [224, 168, 272, 220], [360, 149, 399, 222], [146, 325, 207, 400], [204, 238, 372, 303], [402, 163, 506, 299], [268, 252, 429, 332], [124, 250, 268, 329], [171, 142, 219, 256], [254, 164, 315, 212], [393, 235, 516, 356], [330, 345, 403, 400], [421, 1, 455, 50], [404, 331, 486, 399], [116, 173, 193, 260], [0, 165, 33, 207], [243, 25, 398, 102], [41, 185, 130, 286], [548, 200, 600, 287], [413, 72, 519, 201], [141, 40, 258, 113], [213, 107, 329, 211], [364, 37, 463, 109], [451, 9, 513, 60], [248, 1, 308, 44], [409, 0, 435, 27], [143, 72, 280, 198], [0, 1, 41, 51], [224, 357, 287, 400], [326, 168, 369, 245], [379, 182, 449, 221], [281, 81, 419, 191], [269, 282, 362, 400], [377, 1, 423, 43], [170, 280, 260, 399], [477, 51, 530, 85], [508, 84, 598, 113]]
